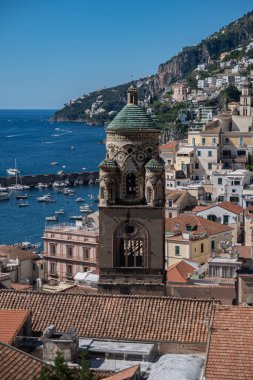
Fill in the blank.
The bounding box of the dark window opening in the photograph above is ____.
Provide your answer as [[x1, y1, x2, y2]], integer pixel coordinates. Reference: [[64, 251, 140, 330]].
[[126, 173, 136, 195], [119, 238, 143, 267]]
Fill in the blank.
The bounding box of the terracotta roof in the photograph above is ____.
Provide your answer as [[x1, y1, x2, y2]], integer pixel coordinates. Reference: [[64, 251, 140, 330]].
[[0, 341, 44, 380], [232, 246, 252, 259], [167, 260, 196, 283], [0, 309, 30, 344], [101, 365, 139, 380], [205, 306, 253, 379], [10, 283, 33, 291], [193, 202, 244, 215], [0, 290, 215, 344], [218, 201, 244, 215], [160, 141, 178, 151], [0, 245, 40, 261], [165, 215, 233, 236], [191, 205, 210, 213]]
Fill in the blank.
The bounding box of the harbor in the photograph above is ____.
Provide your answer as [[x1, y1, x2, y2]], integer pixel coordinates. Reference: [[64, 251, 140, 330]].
[[0, 170, 99, 188], [0, 181, 99, 247]]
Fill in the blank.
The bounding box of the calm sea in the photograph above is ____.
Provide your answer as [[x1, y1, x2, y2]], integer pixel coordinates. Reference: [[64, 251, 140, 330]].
[[0, 110, 106, 246]]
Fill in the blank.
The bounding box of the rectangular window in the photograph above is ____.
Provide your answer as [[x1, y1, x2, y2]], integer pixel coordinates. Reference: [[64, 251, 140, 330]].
[[202, 138, 206, 145], [50, 244, 57, 256], [168, 200, 173, 207], [50, 263, 56, 275], [211, 240, 215, 250], [67, 246, 73, 258], [83, 247, 90, 260], [195, 163, 199, 169], [234, 180, 240, 186], [201, 243, 204, 253], [208, 151, 212, 157], [208, 163, 212, 170], [83, 266, 88, 272], [192, 138, 196, 145], [218, 178, 222, 185], [168, 213, 172, 218], [197, 150, 201, 157], [225, 138, 229, 145], [212, 138, 216, 145], [66, 265, 72, 277], [223, 215, 229, 225], [175, 246, 180, 255]]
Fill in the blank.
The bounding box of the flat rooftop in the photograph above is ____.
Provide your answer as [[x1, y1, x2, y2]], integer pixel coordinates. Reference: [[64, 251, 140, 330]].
[[79, 339, 154, 356]]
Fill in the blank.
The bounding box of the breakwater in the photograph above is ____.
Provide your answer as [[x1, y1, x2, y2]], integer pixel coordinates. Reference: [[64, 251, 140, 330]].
[[0, 171, 99, 187]]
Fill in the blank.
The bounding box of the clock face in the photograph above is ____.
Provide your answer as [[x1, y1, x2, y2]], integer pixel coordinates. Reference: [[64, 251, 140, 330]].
[[136, 153, 145, 162]]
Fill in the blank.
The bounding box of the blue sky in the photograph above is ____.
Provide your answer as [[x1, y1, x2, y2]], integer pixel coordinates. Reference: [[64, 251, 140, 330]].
[[1, 0, 253, 109]]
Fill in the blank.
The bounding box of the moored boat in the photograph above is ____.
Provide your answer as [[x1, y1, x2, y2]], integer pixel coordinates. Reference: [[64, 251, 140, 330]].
[[46, 215, 58, 222]]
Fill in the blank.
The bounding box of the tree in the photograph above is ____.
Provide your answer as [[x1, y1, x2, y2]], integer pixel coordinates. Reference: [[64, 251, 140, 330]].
[[36, 351, 94, 380], [75, 351, 94, 380], [218, 85, 240, 109]]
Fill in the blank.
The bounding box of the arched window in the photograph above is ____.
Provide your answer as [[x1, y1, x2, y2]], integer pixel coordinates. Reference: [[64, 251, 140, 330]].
[[119, 238, 143, 267], [114, 222, 147, 268], [146, 187, 152, 204], [126, 173, 136, 195], [100, 186, 105, 199]]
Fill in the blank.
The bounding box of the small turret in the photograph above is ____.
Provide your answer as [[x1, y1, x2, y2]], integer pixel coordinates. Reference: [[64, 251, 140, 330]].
[[127, 83, 138, 105]]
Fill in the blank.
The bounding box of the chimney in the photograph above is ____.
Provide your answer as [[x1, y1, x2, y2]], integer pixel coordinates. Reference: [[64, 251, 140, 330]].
[[42, 325, 79, 363]]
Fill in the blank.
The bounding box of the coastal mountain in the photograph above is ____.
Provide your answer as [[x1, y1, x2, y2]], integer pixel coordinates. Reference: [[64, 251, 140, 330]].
[[53, 10, 253, 124]]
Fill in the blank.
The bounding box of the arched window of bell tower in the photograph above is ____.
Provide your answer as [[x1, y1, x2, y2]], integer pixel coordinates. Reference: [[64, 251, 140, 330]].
[[126, 173, 136, 195], [244, 97, 247, 105], [146, 187, 152, 204], [113, 222, 148, 268]]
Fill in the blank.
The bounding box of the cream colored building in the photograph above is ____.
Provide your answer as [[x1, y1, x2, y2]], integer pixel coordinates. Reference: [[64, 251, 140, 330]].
[[165, 215, 233, 267], [43, 215, 99, 282]]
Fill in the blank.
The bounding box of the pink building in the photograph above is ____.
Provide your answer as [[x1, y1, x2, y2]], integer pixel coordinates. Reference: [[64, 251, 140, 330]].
[[43, 216, 99, 282]]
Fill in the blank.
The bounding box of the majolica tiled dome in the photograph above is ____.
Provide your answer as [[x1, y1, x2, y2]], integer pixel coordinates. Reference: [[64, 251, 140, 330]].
[[107, 104, 160, 131], [99, 159, 118, 169], [145, 159, 164, 170]]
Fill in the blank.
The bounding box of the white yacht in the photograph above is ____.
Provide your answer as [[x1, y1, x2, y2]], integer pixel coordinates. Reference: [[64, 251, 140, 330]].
[[80, 204, 92, 213], [0, 188, 11, 201], [7, 159, 20, 176], [46, 215, 58, 222]]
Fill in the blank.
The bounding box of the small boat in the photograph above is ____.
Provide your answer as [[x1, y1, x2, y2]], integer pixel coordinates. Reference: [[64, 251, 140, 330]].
[[37, 194, 54, 202], [44, 197, 56, 203], [80, 205, 92, 213], [35, 183, 48, 188], [69, 215, 83, 221], [0, 187, 11, 201], [50, 162, 59, 166], [63, 188, 75, 196], [57, 170, 65, 175], [18, 202, 29, 207], [8, 184, 24, 191], [7, 159, 20, 176], [16, 194, 28, 200], [7, 168, 20, 176], [46, 215, 58, 222], [88, 179, 94, 184], [75, 197, 84, 202], [55, 208, 65, 215]]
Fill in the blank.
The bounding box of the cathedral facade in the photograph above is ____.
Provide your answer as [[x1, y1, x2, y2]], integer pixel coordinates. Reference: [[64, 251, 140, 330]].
[[98, 85, 165, 295]]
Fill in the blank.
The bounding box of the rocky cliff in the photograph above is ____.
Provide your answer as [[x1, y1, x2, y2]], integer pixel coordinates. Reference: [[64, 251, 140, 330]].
[[53, 10, 253, 124]]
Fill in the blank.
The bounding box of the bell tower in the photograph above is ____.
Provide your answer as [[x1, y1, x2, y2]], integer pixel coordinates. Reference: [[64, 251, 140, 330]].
[[98, 84, 165, 295], [239, 77, 253, 117]]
